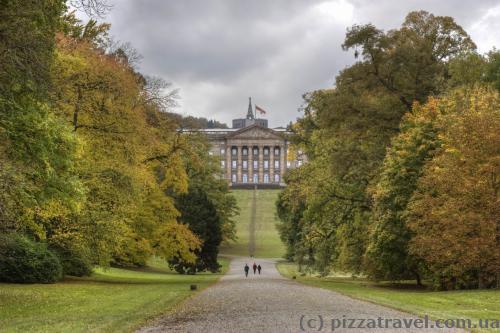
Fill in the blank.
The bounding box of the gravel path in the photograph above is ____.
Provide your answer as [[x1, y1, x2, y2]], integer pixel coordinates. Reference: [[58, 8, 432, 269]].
[[137, 257, 466, 333]]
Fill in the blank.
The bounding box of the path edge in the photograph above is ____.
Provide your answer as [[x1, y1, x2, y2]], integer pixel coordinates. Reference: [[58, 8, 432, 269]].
[[274, 261, 472, 333], [132, 256, 233, 332]]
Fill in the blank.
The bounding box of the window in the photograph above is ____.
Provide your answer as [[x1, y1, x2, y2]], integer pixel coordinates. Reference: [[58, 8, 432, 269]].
[[253, 148, 258, 155], [264, 160, 269, 169], [274, 174, 280, 183], [274, 160, 279, 168], [264, 148, 269, 156], [220, 148, 225, 155], [221, 160, 225, 168], [287, 161, 291, 168], [297, 160, 303, 167], [253, 160, 258, 169], [232, 160, 237, 169], [232, 148, 237, 156], [253, 174, 258, 183], [264, 173, 269, 183], [274, 147, 280, 156], [242, 160, 248, 169], [242, 148, 248, 156], [242, 174, 248, 183], [231, 174, 237, 182]]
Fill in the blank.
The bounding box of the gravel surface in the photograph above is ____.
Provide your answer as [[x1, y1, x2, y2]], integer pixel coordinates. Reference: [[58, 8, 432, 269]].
[[137, 257, 466, 333]]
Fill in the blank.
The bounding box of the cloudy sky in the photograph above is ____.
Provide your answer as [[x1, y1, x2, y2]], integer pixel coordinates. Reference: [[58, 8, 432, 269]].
[[86, 0, 500, 127]]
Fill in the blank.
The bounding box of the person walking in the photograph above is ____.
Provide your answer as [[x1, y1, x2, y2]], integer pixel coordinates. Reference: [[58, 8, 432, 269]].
[[257, 264, 262, 275], [252, 262, 257, 274], [244, 263, 249, 277]]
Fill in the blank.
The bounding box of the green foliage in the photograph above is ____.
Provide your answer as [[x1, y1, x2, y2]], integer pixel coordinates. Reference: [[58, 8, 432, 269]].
[[50, 27, 203, 269], [0, 0, 65, 98], [50, 242, 93, 277], [484, 50, 500, 91], [170, 187, 223, 274], [278, 11, 493, 285], [0, 96, 83, 237], [1, 3, 231, 282], [0, 233, 62, 283], [365, 99, 442, 283], [276, 167, 309, 263], [407, 87, 500, 290], [342, 11, 475, 108], [448, 52, 487, 88], [166, 112, 228, 129]]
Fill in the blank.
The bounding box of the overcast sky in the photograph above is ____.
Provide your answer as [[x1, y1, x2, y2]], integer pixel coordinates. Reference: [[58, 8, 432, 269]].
[[86, 0, 500, 127]]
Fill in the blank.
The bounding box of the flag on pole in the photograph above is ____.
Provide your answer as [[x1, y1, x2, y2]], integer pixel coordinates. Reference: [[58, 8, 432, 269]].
[[255, 105, 267, 115]]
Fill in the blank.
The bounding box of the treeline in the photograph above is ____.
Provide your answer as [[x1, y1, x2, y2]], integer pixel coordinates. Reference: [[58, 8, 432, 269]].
[[166, 113, 228, 129], [278, 11, 499, 290], [0, 1, 236, 283]]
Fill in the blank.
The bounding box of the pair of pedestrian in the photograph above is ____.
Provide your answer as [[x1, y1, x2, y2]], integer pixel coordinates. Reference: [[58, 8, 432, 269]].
[[244, 262, 261, 277]]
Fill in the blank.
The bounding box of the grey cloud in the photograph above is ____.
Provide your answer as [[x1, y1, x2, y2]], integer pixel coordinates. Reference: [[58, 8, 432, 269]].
[[93, 1, 500, 127]]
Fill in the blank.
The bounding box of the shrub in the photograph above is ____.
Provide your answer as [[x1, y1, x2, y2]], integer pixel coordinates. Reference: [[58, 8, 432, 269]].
[[0, 233, 62, 283], [50, 243, 93, 277]]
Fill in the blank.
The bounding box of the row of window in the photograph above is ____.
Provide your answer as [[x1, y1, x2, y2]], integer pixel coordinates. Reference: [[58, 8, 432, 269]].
[[220, 147, 281, 156], [221, 160, 303, 169], [221, 160, 280, 169], [232, 173, 280, 183]]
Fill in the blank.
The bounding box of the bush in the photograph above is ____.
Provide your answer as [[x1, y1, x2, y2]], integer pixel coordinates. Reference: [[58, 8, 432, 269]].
[[50, 243, 93, 277], [0, 233, 62, 283]]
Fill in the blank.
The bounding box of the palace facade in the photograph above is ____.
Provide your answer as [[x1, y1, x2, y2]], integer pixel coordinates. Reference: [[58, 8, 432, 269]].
[[194, 99, 306, 188]]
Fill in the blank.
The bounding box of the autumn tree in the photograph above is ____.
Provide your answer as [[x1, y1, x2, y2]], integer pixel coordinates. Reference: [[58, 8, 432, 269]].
[[407, 87, 500, 290], [365, 99, 442, 284], [279, 11, 477, 275], [0, 0, 82, 237]]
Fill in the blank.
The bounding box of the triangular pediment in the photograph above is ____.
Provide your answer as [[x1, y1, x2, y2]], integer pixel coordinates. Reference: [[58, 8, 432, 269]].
[[227, 124, 283, 140]]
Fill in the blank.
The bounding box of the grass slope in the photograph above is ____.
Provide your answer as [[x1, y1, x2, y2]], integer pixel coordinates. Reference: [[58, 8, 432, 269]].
[[277, 262, 500, 333], [0, 258, 228, 333], [220, 189, 285, 258]]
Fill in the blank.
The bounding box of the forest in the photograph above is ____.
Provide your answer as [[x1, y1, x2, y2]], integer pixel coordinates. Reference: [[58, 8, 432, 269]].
[[0, 0, 237, 283], [277, 11, 500, 290]]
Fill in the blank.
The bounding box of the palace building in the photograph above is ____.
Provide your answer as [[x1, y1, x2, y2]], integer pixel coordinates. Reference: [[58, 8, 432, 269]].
[[193, 98, 306, 188]]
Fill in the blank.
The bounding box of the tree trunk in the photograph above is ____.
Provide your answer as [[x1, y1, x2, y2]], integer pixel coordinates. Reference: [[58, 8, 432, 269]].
[[415, 272, 422, 286]]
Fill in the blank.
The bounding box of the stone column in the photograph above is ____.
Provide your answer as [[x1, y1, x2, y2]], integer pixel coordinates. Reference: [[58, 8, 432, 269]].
[[226, 144, 231, 183], [237, 145, 242, 182], [258, 144, 264, 184], [248, 146, 253, 183], [280, 144, 285, 185], [269, 145, 275, 183]]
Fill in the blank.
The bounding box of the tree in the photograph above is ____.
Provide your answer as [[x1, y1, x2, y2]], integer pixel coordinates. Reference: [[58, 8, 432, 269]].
[[0, 0, 65, 98], [0, 0, 83, 239], [343, 11, 475, 109], [276, 168, 307, 261], [279, 11, 476, 275], [407, 87, 500, 290], [169, 187, 223, 274], [1, 2, 233, 279], [484, 50, 500, 91], [365, 99, 442, 284]]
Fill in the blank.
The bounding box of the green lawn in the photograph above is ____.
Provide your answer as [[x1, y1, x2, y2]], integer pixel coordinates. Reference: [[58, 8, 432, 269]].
[[0, 258, 228, 333], [220, 189, 285, 258], [277, 262, 500, 333]]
